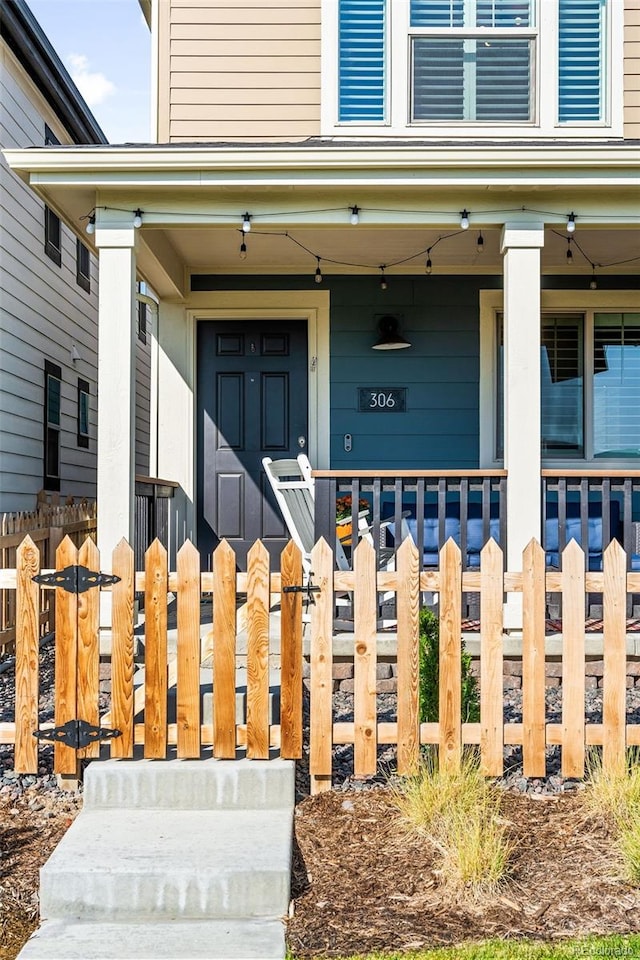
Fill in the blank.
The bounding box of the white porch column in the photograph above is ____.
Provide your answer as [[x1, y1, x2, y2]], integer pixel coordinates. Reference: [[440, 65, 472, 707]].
[[94, 226, 137, 584], [501, 222, 544, 627]]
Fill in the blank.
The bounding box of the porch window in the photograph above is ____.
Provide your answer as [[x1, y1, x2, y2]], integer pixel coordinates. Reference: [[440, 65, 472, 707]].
[[496, 312, 640, 461]]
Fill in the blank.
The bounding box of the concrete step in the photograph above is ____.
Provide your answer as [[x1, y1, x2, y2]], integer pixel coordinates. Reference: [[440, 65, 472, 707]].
[[18, 918, 286, 959], [39, 808, 292, 922], [84, 759, 294, 811]]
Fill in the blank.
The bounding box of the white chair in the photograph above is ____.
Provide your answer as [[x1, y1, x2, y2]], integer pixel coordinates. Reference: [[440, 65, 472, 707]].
[[262, 455, 411, 620]]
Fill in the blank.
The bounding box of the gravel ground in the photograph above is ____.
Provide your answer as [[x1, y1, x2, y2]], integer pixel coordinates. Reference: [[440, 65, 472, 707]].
[[2, 641, 640, 799]]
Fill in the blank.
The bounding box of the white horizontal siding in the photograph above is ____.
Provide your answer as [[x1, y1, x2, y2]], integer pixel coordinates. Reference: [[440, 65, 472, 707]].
[[135, 330, 152, 477]]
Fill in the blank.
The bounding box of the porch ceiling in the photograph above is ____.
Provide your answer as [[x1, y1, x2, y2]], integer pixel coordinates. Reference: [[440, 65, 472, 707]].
[[4, 142, 638, 295]]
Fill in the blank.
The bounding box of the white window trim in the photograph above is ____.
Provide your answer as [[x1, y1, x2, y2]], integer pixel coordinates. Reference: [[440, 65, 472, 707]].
[[479, 290, 640, 470], [321, 0, 623, 139]]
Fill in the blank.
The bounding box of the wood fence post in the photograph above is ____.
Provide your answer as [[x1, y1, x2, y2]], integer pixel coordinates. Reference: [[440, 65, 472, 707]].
[[280, 540, 303, 759], [309, 537, 334, 794], [396, 537, 420, 776], [213, 540, 237, 759], [439, 538, 462, 772], [15, 536, 40, 773], [603, 539, 627, 774], [562, 540, 586, 778], [176, 541, 201, 759], [246, 540, 270, 760], [144, 539, 168, 759], [353, 539, 377, 778], [522, 539, 547, 777], [480, 538, 504, 776]]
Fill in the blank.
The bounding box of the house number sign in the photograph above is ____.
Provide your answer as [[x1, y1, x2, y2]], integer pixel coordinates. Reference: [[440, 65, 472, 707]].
[[358, 387, 407, 412]]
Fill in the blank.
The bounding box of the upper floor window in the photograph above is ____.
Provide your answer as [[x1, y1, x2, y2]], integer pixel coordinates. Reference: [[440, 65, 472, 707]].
[[328, 0, 619, 137], [76, 238, 90, 293], [44, 361, 62, 489], [44, 205, 61, 267]]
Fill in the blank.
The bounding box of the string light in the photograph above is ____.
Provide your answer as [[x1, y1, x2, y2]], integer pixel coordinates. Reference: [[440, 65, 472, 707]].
[[590, 267, 598, 289], [350, 205, 360, 225], [239, 238, 247, 260], [460, 209, 470, 230], [133, 209, 143, 228], [379, 266, 388, 290], [477, 231, 484, 253], [242, 212, 251, 233], [85, 214, 95, 235], [425, 250, 433, 275], [566, 238, 573, 263], [567, 212, 576, 233], [314, 257, 323, 284]]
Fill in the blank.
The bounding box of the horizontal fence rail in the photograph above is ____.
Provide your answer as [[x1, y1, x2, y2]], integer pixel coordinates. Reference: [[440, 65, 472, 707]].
[[1, 534, 639, 790]]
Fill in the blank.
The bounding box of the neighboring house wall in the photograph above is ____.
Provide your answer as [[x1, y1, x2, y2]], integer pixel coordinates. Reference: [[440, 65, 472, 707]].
[[158, 0, 321, 142], [625, 0, 640, 138], [0, 41, 100, 511]]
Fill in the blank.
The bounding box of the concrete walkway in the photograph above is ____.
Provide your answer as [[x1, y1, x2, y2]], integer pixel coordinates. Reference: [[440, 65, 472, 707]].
[[18, 759, 295, 960]]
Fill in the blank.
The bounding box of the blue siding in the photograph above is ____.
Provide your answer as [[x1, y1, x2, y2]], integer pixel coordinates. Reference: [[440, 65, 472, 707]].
[[189, 274, 637, 472]]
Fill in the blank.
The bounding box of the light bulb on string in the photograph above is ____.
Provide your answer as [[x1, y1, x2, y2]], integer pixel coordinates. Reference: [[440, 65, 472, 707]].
[[477, 231, 484, 253], [379, 266, 388, 291], [242, 212, 251, 233], [85, 214, 95, 235], [566, 238, 573, 263], [350, 205, 360, 225], [567, 212, 576, 233], [590, 267, 598, 290], [460, 209, 470, 230], [425, 251, 433, 275], [239, 238, 247, 260], [133, 209, 143, 228], [314, 257, 323, 284]]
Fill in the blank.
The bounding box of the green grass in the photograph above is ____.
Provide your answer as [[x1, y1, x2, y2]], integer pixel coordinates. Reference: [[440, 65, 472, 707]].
[[310, 933, 640, 959]]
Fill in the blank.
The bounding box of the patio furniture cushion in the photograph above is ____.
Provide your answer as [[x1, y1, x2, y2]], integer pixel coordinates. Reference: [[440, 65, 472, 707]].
[[544, 500, 621, 570]]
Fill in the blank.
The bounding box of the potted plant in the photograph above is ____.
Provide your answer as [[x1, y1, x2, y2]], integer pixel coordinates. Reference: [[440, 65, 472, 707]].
[[335, 495, 369, 545]]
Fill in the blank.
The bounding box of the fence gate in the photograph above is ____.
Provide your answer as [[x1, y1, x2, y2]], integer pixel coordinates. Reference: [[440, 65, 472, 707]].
[[31, 537, 121, 777]]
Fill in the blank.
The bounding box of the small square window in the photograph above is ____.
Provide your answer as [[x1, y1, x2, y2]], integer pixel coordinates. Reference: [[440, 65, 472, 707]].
[[76, 239, 90, 293], [44, 205, 61, 267], [77, 378, 90, 448]]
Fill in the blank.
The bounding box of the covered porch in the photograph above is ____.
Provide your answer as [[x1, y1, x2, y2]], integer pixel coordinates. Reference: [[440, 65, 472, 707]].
[[4, 141, 639, 618]]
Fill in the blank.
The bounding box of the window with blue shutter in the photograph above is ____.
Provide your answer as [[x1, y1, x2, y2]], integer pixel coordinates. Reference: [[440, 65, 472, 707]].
[[558, 0, 604, 123], [338, 0, 386, 122]]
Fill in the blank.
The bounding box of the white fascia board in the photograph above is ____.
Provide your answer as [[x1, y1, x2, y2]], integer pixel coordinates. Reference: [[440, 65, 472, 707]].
[[3, 144, 639, 177]]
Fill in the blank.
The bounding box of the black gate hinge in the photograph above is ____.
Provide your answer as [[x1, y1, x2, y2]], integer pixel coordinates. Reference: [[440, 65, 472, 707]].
[[283, 573, 322, 605], [33, 565, 121, 594], [34, 719, 122, 749]]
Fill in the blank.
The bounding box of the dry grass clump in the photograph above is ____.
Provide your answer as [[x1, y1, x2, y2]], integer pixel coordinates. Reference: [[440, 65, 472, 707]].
[[583, 748, 640, 885], [390, 753, 515, 898]]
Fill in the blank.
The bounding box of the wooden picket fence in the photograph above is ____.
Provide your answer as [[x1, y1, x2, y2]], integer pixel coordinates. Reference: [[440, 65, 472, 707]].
[[0, 502, 97, 653], [1, 534, 639, 793]]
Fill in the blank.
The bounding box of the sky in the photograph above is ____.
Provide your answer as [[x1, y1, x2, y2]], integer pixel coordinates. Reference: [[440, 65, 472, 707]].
[[27, 0, 151, 144]]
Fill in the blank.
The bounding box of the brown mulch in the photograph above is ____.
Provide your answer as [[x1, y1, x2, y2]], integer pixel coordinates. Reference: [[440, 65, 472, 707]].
[[2, 786, 640, 959], [0, 792, 82, 960], [287, 789, 640, 957]]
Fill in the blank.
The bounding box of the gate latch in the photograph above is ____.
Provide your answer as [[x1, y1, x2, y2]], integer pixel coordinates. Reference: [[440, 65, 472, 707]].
[[34, 720, 122, 749], [283, 573, 321, 605], [33, 565, 121, 594]]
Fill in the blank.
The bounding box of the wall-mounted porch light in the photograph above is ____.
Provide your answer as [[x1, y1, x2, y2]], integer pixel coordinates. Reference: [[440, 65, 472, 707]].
[[372, 314, 411, 351]]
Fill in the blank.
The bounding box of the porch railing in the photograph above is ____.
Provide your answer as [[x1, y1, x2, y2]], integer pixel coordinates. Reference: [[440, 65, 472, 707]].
[[312, 470, 508, 572], [134, 475, 179, 575]]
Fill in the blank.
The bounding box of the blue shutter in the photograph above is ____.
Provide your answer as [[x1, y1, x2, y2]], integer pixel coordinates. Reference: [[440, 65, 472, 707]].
[[558, 0, 604, 122], [338, 0, 386, 122]]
